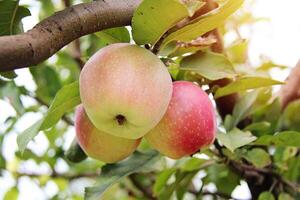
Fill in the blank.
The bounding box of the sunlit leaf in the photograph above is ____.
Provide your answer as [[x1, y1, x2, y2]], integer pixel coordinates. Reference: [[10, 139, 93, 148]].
[[180, 51, 236, 80], [217, 128, 257, 152], [17, 81, 80, 152], [159, 0, 244, 55], [215, 76, 283, 99], [3, 187, 18, 200], [243, 148, 271, 168], [132, 0, 189, 45], [254, 131, 300, 147], [258, 192, 275, 200], [95, 27, 130, 45]]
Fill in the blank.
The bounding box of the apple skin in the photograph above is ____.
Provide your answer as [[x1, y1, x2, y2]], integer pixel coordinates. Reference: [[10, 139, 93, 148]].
[[75, 105, 141, 163], [145, 81, 216, 159], [80, 43, 172, 139]]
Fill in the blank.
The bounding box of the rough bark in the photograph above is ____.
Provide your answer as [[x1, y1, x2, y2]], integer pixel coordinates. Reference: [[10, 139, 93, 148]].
[[0, 0, 141, 71]]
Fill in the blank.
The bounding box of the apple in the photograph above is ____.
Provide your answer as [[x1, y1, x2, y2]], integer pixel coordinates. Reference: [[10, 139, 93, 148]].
[[80, 43, 172, 139], [145, 81, 216, 159], [75, 105, 141, 163]]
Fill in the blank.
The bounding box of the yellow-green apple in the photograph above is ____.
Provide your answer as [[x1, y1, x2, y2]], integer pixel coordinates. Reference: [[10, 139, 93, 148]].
[[145, 81, 216, 159], [75, 105, 141, 163], [80, 43, 172, 139]]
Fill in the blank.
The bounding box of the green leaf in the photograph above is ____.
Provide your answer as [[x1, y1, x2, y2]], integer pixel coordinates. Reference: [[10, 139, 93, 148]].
[[203, 164, 240, 194], [217, 128, 257, 152], [227, 40, 248, 64], [257, 61, 288, 71], [215, 76, 283, 99], [85, 150, 160, 200], [95, 27, 130, 45], [244, 122, 271, 137], [3, 187, 18, 200], [179, 157, 211, 172], [252, 99, 281, 133], [65, 138, 87, 163], [159, 0, 244, 55], [17, 81, 80, 152], [279, 193, 294, 200], [132, 0, 189, 45], [30, 65, 62, 104], [158, 171, 195, 200], [282, 99, 300, 131], [254, 131, 300, 147], [41, 81, 80, 130], [17, 119, 44, 153], [0, 1, 31, 36], [243, 148, 271, 168], [258, 192, 275, 200], [0, 81, 25, 115], [0, 71, 17, 79], [180, 51, 236, 80], [225, 90, 259, 131], [153, 168, 177, 196]]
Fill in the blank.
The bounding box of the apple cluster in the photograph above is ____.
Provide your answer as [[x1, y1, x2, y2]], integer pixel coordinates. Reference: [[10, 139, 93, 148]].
[[77, 43, 216, 163]]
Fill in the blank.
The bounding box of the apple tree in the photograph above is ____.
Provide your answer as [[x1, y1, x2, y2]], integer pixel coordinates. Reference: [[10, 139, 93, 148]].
[[0, 0, 300, 199]]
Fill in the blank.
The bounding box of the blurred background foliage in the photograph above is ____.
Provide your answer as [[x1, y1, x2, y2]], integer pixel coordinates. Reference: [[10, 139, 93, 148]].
[[0, 0, 300, 200]]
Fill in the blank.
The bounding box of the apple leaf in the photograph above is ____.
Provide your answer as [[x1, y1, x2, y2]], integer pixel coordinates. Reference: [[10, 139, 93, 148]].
[[258, 192, 275, 200], [215, 76, 283, 99], [282, 99, 300, 131], [225, 90, 259, 131], [94, 27, 130, 45], [278, 193, 294, 200], [254, 131, 300, 147], [41, 81, 80, 130], [217, 128, 257, 152], [0, 1, 31, 36], [159, 0, 244, 56], [153, 168, 177, 196], [17, 81, 80, 152], [243, 148, 271, 168], [0, 71, 18, 79], [180, 51, 236, 80], [132, 0, 190, 45], [84, 150, 160, 200]]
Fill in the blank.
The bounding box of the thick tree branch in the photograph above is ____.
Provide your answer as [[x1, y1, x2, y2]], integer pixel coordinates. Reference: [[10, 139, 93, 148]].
[[0, 0, 141, 72], [279, 59, 300, 109]]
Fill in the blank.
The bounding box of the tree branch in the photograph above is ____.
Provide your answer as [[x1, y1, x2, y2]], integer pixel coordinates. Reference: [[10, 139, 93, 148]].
[[0, 0, 141, 72], [279, 59, 300, 109], [129, 174, 156, 200]]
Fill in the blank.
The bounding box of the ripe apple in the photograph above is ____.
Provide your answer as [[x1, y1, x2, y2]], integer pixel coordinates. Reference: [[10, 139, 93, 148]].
[[145, 81, 216, 159], [80, 43, 172, 139], [75, 105, 141, 163]]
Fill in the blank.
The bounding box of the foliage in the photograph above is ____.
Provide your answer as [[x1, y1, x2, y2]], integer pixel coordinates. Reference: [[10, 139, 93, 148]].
[[0, 0, 299, 200]]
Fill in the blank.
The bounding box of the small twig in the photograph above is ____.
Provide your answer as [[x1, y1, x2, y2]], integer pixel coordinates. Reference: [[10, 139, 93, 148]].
[[14, 170, 98, 180], [189, 189, 248, 200], [129, 174, 156, 200]]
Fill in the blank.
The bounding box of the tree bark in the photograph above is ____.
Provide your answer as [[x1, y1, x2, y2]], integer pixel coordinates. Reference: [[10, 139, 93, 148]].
[[279, 59, 300, 109], [0, 0, 141, 72]]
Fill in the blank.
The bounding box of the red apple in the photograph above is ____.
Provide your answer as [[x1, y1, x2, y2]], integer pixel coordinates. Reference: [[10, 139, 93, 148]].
[[145, 81, 216, 159], [75, 105, 141, 163]]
